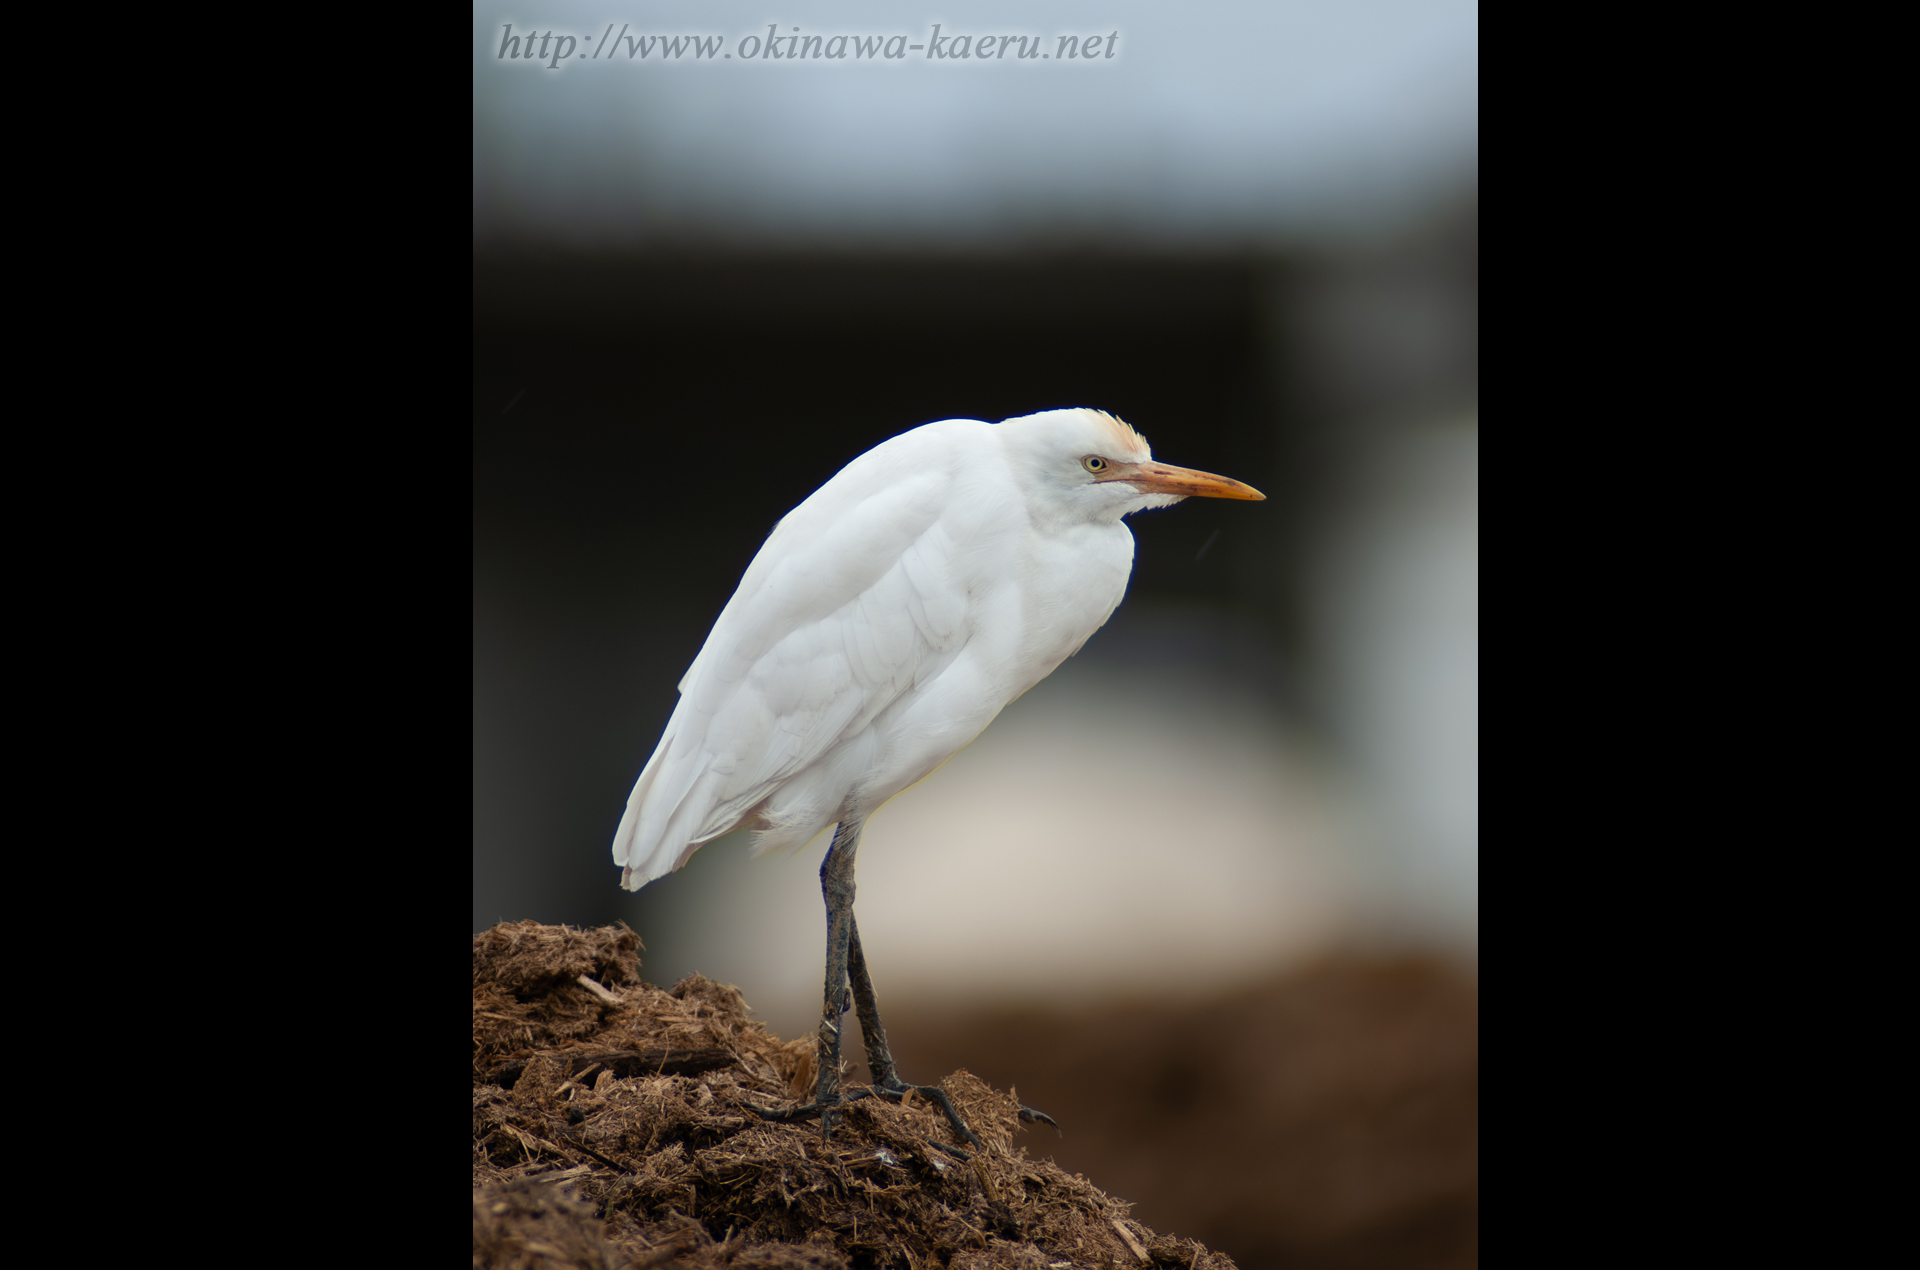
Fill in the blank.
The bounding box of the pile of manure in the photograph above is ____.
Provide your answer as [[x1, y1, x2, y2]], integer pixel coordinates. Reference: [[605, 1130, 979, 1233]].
[[473, 920, 1234, 1270]]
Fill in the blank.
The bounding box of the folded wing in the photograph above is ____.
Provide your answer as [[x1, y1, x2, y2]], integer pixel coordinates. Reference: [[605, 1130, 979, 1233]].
[[612, 423, 983, 888]]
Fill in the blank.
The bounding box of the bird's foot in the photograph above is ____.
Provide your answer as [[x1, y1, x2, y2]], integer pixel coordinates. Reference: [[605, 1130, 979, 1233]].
[[748, 1079, 1059, 1146], [867, 1074, 990, 1148]]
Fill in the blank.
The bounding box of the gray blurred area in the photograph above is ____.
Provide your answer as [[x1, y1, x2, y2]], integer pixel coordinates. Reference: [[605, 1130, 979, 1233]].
[[474, 5, 1476, 1265]]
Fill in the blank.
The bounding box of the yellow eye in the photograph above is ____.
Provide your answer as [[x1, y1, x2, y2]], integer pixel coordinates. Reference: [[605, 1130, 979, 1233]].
[[1083, 456, 1108, 473]]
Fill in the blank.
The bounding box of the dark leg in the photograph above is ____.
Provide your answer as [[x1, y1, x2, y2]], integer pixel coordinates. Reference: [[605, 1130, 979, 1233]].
[[812, 815, 861, 1138], [747, 816, 1058, 1144], [847, 918, 1058, 1141], [748, 816, 862, 1141], [844, 915, 900, 1086]]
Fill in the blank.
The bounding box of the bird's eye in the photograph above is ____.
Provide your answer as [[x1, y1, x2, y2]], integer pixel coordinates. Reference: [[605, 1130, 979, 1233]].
[[1083, 456, 1108, 473]]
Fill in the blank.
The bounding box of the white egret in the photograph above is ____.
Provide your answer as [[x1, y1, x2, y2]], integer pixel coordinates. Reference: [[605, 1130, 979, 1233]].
[[612, 407, 1263, 1142]]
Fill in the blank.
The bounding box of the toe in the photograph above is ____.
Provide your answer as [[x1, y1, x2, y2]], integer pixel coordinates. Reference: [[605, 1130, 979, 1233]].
[[1018, 1106, 1063, 1135]]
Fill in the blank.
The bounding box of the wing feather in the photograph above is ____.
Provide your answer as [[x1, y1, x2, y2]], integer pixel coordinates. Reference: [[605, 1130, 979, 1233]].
[[614, 421, 990, 888]]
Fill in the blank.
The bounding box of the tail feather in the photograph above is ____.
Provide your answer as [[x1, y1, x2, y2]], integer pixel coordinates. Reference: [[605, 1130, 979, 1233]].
[[614, 727, 760, 891], [612, 729, 673, 890]]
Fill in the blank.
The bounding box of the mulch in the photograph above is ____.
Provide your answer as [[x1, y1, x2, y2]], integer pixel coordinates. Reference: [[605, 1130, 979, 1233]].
[[474, 920, 1238, 1270]]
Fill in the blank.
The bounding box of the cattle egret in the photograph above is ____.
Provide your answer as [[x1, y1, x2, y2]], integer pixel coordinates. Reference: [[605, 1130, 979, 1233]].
[[613, 408, 1263, 1141]]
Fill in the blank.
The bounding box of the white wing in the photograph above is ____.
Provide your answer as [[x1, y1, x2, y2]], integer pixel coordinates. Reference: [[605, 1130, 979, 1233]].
[[612, 421, 996, 889]]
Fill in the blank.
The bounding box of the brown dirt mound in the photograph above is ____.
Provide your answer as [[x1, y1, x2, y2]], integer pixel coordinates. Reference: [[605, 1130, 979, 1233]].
[[474, 920, 1236, 1270]]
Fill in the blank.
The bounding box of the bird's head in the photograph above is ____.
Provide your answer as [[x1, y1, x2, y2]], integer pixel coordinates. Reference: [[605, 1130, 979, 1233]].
[[996, 408, 1265, 524]]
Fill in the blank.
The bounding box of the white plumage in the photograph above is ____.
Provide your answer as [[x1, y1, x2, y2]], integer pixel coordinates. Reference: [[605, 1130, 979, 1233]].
[[612, 407, 1261, 889]]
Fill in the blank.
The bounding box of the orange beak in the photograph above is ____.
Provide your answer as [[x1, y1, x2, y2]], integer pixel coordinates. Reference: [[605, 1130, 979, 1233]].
[[1095, 460, 1265, 501]]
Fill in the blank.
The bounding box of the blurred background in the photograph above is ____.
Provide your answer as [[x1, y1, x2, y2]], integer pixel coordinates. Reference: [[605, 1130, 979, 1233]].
[[474, 3, 1476, 1266]]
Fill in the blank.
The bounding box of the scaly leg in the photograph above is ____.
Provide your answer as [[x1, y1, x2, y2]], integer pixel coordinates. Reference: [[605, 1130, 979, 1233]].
[[748, 816, 861, 1141], [747, 816, 1058, 1144]]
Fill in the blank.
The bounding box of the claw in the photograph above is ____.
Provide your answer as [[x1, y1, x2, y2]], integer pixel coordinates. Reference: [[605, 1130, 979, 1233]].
[[1018, 1105, 1063, 1136]]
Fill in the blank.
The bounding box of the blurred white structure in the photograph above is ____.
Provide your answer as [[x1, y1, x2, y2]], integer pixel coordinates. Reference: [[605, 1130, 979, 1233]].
[[1309, 418, 1478, 946], [1283, 211, 1479, 951]]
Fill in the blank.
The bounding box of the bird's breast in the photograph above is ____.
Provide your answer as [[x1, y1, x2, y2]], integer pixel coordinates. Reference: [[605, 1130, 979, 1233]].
[[1001, 520, 1134, 689]]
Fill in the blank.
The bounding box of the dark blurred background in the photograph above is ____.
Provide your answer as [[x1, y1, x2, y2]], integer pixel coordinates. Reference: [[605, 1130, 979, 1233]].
[[475, 5, 1476, 1266]]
